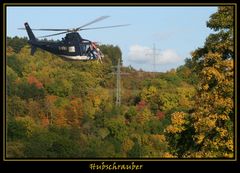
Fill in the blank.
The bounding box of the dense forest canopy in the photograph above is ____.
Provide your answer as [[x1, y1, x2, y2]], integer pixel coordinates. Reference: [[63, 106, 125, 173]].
[[6, 6, 234, 158]]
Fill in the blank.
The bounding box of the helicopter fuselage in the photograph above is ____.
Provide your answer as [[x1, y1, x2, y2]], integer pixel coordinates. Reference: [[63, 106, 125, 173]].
[[29, 32, 92, 60], [22, 18, 128, 61]]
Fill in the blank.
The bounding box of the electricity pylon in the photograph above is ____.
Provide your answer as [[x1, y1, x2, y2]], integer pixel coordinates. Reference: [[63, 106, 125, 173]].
[[116, 58, 121, 106], [146, 44, 160, 72], [112, 58, 129, 106]]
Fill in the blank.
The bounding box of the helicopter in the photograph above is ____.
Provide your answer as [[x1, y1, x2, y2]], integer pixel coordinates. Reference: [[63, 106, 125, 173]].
[[19, 16, 129, 62]]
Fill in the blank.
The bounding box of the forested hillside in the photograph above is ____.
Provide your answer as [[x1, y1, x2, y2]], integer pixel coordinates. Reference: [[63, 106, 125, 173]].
[[6, 6, 234, 158]]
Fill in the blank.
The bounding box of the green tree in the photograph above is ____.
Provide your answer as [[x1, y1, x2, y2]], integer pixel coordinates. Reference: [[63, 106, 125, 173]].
[[7, 116, 37, 140], [6, 66, 18, 96], [17, 78, 45, 100], [176, 59, 198, 85], [24, 126, 82, 158], [99, 44, 122, 65], [7, 55, 24, 77], [105, 116, 128, 142], [7, 96, 28, 117], [46, 78, 72, 97], [6, 36, 28, 53]]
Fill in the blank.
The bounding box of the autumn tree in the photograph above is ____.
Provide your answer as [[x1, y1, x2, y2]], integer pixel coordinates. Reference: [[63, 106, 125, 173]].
[[65, 98, 83, 127], [190, 6, 234, 158], [44, 95, 58, 125], [165, 6, 234, 158], [165, 112, 195, 157]]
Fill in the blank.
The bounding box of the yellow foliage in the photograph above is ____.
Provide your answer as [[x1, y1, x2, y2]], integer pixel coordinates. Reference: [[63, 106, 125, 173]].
[[224, 153, 234, 158], [171, 112, 186, 125], [194, 116, 217, 134], [165, 112, 188, 134], [202, 67, 224, 82], [121, 138, 134, 153], [195, 133, 205, 144], [216, 127, 228, 138], [226, 140, 234, 152], [202, 84, 209, 90], [140, 86, 157, 101], [162, 152, 177, 158], [136, 108, 152, 125]]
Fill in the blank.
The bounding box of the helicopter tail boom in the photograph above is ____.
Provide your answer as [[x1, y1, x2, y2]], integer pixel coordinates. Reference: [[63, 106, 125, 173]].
[[24, 22, 36, 41]]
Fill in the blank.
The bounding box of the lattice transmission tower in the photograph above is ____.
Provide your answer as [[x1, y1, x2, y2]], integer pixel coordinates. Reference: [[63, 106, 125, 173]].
[[146, 44, 160, 72], [116, 58, 121, 106], [112, 58, 129, 106]]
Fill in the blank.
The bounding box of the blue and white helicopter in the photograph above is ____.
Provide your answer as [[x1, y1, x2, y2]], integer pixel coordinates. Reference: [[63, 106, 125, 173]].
[[19, 16, 129, 62]]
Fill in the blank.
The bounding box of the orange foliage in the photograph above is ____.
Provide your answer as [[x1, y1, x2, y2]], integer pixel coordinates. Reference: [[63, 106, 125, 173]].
[[41, 116, 49, 127], [65, 98, 84, 127], [27, 75, 43, 89], [136, 100, 147, 111], [45, 95, 57, 105], [55, 108, 67, 127], [156, 111, 165, 120]]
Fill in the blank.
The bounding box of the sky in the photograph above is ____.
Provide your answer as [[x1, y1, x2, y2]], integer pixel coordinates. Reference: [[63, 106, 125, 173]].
[[6, 6, 218, 72]]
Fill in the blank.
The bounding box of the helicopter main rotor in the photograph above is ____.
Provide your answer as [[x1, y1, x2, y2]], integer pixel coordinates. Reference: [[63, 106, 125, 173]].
[[19, 16, 129, 38]]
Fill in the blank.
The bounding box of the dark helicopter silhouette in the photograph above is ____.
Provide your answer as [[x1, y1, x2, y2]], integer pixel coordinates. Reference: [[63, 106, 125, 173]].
[[19, 16, 129, 62]]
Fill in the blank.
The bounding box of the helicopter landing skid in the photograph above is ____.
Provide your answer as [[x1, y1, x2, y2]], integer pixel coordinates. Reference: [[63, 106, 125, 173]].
[[61, 55, 90, 60]]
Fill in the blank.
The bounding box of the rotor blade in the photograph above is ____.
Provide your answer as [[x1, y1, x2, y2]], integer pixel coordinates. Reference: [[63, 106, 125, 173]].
[[38, 31, 68, 38], [80, 24, 130, 31], [76, 16, 110, 30], [31, 28, 68, 31], [18, 28, 68, 31]]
